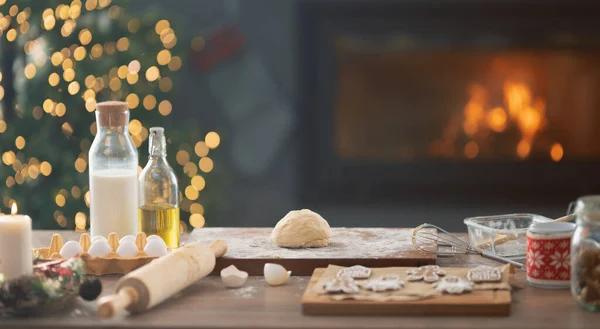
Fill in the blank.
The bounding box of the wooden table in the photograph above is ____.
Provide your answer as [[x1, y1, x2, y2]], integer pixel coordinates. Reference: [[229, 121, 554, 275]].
[[2, 230, 597, 329]]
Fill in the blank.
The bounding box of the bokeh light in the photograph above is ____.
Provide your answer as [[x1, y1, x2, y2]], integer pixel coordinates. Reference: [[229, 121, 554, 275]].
[[199, 157, 214, 173], [183, 162, 198, 177], [158, 100, 172, 116], [129, 119, 142, 135], [205, 132, 220, 149], [15, 136, 26, 149], [185, 186, 199, 200], [75, 212, 87, 231], [168, 56, 182, 71], [78, 29, 92, 45], [126, 93, 139, 109], [191, 176, 206, 191], [190, 203, 204, 214], [55, 194, 66, 207], [24, 64, 36, 79], [155, 19, 169, 34], [194, 141, 209, 157], [48, 73, 60, 86], [75, 158, 87, 173], [143, 95, 156, 110], [157, 49, 171, 66], [145, 66, 159, 81], [189, 213, 205, 228], [116, 37, 129, 51], [176, 150, 190, 165]]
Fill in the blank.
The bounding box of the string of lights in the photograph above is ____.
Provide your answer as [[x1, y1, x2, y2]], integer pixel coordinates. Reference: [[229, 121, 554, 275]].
[[0, 0, 219, 232]]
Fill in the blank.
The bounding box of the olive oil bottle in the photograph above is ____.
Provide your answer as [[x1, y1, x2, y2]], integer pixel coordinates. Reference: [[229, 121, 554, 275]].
[[138, 127, 180, 248]]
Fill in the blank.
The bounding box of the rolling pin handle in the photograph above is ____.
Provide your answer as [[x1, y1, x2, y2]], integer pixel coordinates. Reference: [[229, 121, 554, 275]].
[[209, 240, 227, 258], [96, 286, 139, 319]]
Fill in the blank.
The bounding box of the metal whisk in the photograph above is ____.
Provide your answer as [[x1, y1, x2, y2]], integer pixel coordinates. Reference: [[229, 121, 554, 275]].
[[412, 223, 524, 269]]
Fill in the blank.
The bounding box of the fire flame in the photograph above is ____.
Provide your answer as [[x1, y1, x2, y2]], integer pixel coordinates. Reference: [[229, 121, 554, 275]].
[[11, 202, 18, 215], [434, 80, 563, 161]]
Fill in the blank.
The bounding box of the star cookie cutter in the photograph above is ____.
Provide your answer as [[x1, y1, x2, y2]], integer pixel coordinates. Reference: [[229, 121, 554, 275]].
[[467, 266, 502, 283], [361, 275, 404, 292], [433, 275, 473, 294], [336, 265, 372, 280], [323, 278, 360, 294], [407, 265, 446, 282]]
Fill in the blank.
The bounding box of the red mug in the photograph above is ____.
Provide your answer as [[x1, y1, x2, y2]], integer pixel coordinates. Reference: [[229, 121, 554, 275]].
[[526, 222, 576, 289]]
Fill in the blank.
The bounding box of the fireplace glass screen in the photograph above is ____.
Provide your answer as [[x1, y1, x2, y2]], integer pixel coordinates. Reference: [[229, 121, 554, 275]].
[[334, 38, 600, 163]]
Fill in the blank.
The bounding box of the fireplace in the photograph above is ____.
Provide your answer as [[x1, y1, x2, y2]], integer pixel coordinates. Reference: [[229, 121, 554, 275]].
[[297, 0, 600, 205]]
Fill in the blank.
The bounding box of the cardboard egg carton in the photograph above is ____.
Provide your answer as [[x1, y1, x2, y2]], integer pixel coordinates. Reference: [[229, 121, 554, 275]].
[[33, 232, 171, 276]]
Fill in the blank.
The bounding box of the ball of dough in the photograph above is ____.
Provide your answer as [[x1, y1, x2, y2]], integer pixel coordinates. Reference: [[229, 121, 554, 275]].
[[271, 209, 331, 248]]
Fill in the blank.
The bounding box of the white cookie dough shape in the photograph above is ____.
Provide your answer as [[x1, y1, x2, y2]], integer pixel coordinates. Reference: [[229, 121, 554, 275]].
[[336, 265, 372, 280], [407, 265, 446, 282], [361, 275, 404, 292], [323, 278, 360, 294], [467, 266, 502, 283], [433, 275, 473, 294]]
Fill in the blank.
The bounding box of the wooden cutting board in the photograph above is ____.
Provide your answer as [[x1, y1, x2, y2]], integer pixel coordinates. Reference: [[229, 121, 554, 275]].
[[187, 228, 436, 276], [302, 268, 511, 316]]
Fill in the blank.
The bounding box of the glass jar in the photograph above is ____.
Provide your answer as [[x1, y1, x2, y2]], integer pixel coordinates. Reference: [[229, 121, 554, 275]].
[[89, 101, 139, 238], [570, 195, 600, 311], [138, 127, 180, 248]]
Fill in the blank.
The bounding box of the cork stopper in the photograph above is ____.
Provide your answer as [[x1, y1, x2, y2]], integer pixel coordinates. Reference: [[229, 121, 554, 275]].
[[96, 101, 129, 126]]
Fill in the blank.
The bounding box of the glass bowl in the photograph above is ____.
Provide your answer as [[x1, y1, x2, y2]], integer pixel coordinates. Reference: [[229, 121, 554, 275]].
[[464, 213, 552, 259]]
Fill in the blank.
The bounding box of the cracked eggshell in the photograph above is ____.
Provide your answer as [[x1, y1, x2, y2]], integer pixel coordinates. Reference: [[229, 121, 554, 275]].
[[59, 240, 83, 258], [119, 235, 136, 245], [220, 265, 249, 288], [143, 239, 169, 257], [264, 263, 291, 286], [116, 241, 139, 257], [87, 240, 112, 257]]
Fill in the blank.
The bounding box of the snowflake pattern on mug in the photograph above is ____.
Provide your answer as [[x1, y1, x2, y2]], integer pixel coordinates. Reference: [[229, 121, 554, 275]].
[[527, 250, 545, 268], [549, 250, 569, 270], [526, 235, 571, 282]]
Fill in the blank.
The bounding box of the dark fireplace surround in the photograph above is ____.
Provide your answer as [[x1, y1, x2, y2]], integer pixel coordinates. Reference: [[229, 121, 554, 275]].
[[297, 0, 600, 205]]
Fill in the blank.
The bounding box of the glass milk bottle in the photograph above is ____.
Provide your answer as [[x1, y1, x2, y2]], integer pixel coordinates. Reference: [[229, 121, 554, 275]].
[[89, 101, 139, 238], [138, 127, 180, 248]]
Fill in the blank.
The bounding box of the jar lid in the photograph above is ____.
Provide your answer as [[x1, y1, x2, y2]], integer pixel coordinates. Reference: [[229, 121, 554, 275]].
[[528, 222, 576, 235]]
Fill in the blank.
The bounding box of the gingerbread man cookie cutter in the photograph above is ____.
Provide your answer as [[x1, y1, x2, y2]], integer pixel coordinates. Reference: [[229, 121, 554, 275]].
[[407, 265, 446, 282]]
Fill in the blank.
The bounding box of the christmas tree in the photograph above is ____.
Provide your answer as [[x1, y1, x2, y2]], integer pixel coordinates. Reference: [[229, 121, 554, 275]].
[[0, 0, 220, 231]]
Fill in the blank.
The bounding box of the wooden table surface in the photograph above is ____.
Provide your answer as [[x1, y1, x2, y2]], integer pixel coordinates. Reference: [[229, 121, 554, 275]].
[[2, 230, 597, 329]]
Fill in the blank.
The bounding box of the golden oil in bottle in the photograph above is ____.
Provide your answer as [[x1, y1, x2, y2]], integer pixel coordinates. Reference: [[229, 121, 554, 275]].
[[138, 203, 180, 249], [139, 127, 181, 248]]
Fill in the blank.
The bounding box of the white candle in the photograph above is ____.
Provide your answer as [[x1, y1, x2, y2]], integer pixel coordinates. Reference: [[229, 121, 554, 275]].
[[0, 204, 33, 279]]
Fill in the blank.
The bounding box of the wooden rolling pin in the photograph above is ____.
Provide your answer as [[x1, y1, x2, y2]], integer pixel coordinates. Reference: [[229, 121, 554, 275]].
[[476, 214, 573, 249], [97, 240, 227, 318]]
